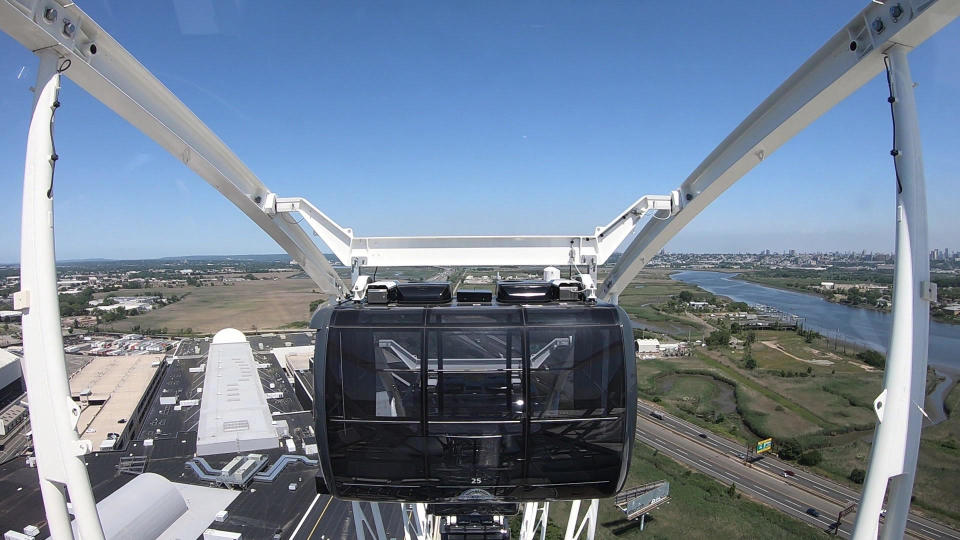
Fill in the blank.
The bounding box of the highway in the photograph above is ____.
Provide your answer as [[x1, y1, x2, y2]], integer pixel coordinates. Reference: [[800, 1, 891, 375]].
[[635, 400, 960, 539], [289, 494, 405, 540]]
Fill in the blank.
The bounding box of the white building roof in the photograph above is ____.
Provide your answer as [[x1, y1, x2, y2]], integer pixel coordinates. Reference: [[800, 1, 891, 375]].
[[197, 329, 278, 456]]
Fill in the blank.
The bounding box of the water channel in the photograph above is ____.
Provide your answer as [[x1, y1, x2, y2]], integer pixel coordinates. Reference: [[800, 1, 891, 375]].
[[670, 270, 960, 373]]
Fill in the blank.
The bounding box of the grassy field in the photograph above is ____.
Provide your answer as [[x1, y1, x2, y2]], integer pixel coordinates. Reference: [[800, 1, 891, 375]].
[[97, 273, 325, 334], [637, 325, 960, 527], [535, 445, 821, 539]]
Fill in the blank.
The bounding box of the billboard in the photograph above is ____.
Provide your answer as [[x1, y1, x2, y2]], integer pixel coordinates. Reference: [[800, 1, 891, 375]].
[[757, 438, 772, 453], [622, 482, 670, 519]]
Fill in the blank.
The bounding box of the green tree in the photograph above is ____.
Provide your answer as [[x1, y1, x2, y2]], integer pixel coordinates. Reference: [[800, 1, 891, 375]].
[[705, 329, 731, 348], [727, 482, 737, 497], [778, 438, 803, 461], [745, 331, 757, 346], [744, 348, 757, 370], [678, 290, 694, 302], [849, 468, 866, 484]]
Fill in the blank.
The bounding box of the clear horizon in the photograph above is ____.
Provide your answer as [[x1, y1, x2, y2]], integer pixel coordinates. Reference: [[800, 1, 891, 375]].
[[1, 2, 958, 262]]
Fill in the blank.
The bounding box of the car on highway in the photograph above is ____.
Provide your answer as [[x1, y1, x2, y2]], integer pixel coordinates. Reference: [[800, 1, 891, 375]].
[[782, 470, 795, 477], [698, 433, 708, 439], [806, 508, 820, 518], [650, 411, 664, 420]]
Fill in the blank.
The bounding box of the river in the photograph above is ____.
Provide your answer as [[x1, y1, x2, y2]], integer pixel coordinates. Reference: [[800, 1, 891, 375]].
[[670, 270, 960, 372]]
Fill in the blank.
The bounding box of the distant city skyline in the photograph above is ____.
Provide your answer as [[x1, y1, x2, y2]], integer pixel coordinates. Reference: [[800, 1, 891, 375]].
[[3, 247, 959, 267], [1, 2, 958, 262]]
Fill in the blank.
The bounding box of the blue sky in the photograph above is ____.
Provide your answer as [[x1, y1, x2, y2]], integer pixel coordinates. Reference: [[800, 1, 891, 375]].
[[1, 1, 958, 262]]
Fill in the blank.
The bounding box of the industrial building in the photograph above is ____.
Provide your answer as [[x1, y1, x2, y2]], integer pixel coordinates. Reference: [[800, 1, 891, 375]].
[[196, 329, 278, 456], [635, 339, 661, 356], [0, 349, 24, 410]]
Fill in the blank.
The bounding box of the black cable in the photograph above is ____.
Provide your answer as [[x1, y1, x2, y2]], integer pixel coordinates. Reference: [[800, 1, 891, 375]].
[[371, 266, 378, 282], [884, 55, 903, 195], [47, 76, 63, 198]]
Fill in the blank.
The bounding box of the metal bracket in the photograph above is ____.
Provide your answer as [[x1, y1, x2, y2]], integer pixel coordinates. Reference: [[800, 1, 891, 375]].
[[921, 281, 937, 302], [13, 290, 30, 311], [873, 388, 887, 423]]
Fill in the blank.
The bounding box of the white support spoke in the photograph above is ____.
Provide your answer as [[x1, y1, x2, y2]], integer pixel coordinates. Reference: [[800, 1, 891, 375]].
[[852, 43, 930, 540], [18, 50, 104, 540]]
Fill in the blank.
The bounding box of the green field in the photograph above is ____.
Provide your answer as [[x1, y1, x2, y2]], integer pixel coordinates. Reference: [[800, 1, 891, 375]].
[[636, 326, 960, 527]]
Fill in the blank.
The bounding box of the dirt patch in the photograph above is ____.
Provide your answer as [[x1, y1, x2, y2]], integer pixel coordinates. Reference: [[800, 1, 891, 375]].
[[761, 340, 834, 366], [848, 360, 878, 372], [805, 346, 840, 360]]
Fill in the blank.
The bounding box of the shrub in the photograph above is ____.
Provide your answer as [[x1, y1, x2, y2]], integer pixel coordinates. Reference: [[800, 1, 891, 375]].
[[799, 450, 822, 466], [856, 350, 886, 368]]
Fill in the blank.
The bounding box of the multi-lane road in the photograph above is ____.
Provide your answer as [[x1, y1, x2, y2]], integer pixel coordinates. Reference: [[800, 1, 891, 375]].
[[635, 400, 960, 539]]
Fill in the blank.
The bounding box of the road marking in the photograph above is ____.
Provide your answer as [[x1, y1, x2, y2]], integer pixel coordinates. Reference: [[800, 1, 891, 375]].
[[290, 494, 320, 539], [307, 496, 334, 539]]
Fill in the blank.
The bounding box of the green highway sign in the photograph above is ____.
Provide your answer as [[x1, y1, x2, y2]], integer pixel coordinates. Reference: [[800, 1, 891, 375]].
[[757, 438, 773, 454]]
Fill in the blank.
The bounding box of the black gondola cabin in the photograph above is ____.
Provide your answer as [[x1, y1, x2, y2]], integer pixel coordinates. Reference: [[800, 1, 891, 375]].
[[311, 281, 636, 503]]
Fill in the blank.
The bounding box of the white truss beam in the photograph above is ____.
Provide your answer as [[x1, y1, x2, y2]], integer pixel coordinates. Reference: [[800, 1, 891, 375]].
[[0, 0, 346, 296], [271, 195, 674, 270], [599, 0, 960, 303]]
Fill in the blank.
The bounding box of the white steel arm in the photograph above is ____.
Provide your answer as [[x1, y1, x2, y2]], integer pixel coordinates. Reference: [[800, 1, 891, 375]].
[[599, 0, 960, 303], [0, 0, 346, 297], [269, 195, 675, 269], [18, 50, 105, 540]]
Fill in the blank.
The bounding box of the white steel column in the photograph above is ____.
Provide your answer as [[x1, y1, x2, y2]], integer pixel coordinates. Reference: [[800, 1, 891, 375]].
[[352, 501, 388, 539], [852, 44, 930, 540], [563, 499, 597, 540], [519, 501, 550, 540], [17, 51, 105, 540]]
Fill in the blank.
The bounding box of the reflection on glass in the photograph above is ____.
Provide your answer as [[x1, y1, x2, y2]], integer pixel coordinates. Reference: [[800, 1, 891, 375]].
[[529, 326, 625, 418], [427, 329, 523, 419], [335, 328, 422, 419]]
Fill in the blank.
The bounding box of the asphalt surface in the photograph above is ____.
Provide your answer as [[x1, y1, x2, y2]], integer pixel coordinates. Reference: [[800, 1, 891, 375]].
[[635, 400, 960, 540]]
